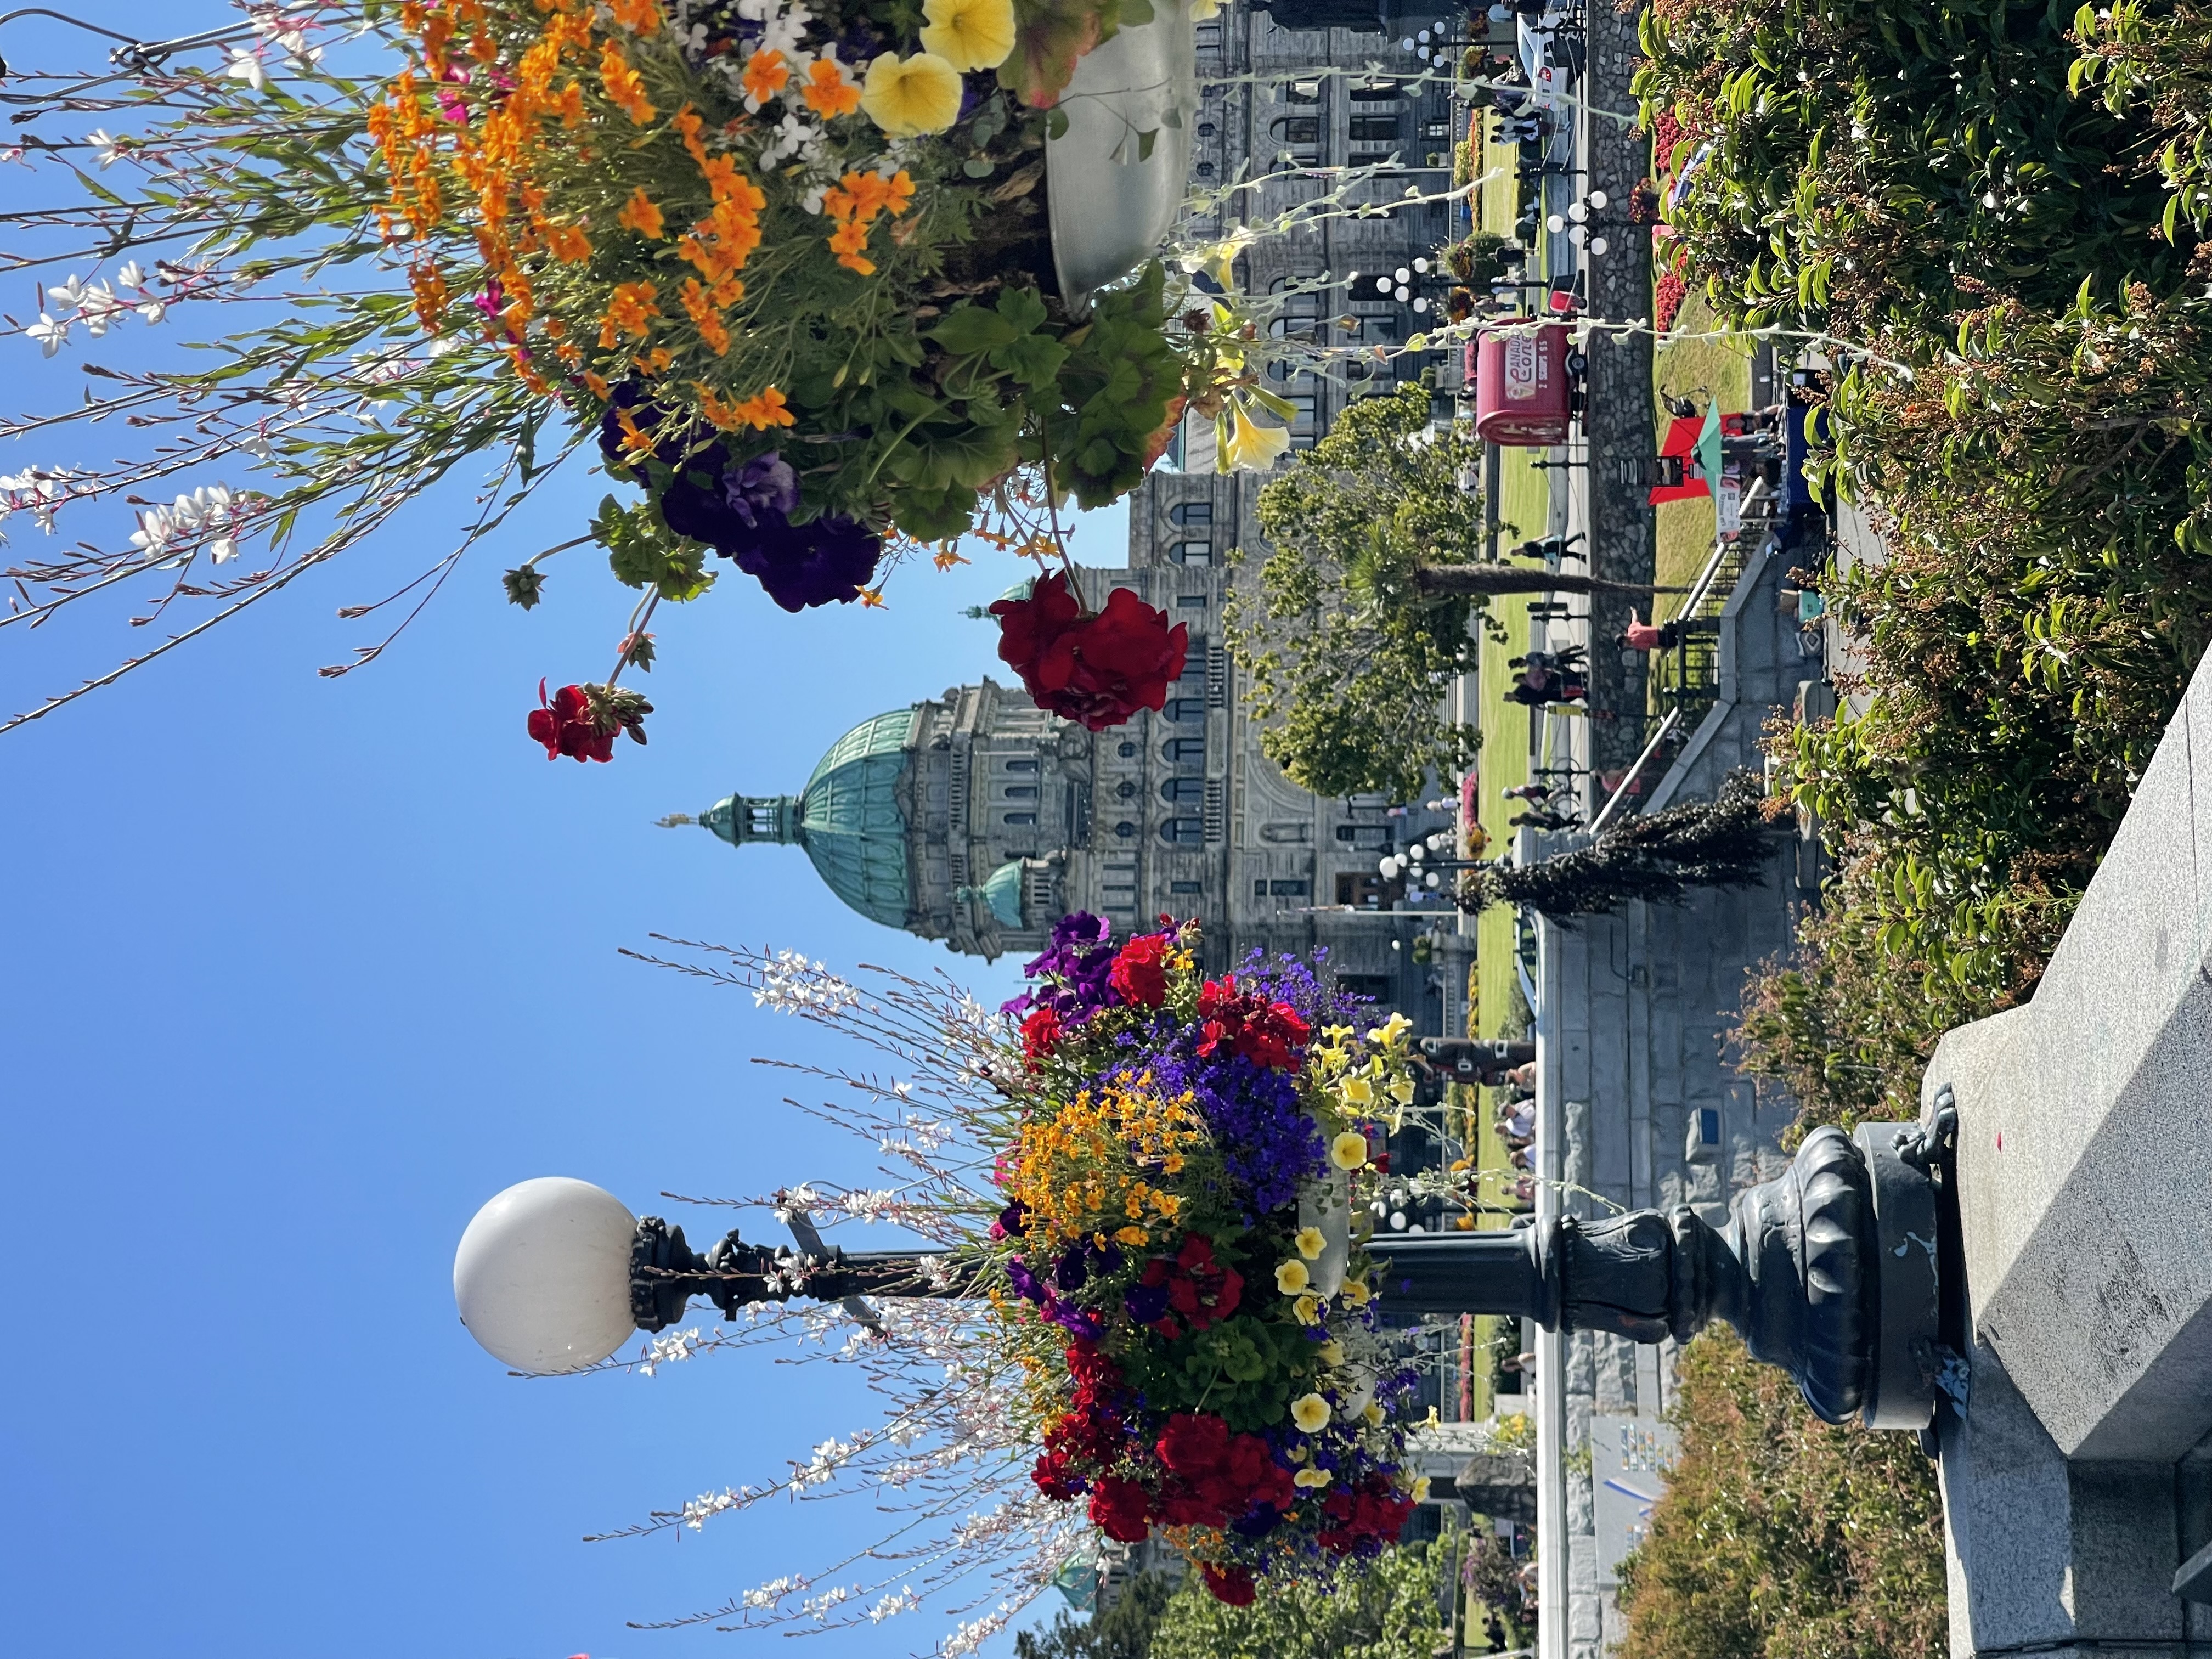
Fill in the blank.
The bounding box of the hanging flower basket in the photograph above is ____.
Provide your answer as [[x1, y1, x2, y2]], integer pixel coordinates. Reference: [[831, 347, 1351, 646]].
[[2, 0, 1288, 752]]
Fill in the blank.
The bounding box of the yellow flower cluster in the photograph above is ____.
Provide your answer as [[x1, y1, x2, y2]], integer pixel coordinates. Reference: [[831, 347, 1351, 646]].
[[1308, 1015, 1419, 1128], [1002, 1075, 1206, 1254]]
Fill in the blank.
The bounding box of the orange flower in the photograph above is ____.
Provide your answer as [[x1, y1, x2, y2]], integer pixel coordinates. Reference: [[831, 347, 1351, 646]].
[[582, 369, 613, 398], [634, 346, 674, 374], [617, 185, 665, 239], [883, 168, 916, 216], [540, 220, 592, 262], [679, 276, 732, 356], [552, 82, 585, 125], [828, 218, 877, 275], [614, 405, 658, 458], [696, 385, 746, 431], [740, 48, 789, 105], [599, 40, 656, 124], [599, 279, 660, 348], [800, 54, 863, 119], [408, 262, 449, 330], [674, 104, 710, 166], [731, 386, 795, 430], [607, 0, 659, 33]]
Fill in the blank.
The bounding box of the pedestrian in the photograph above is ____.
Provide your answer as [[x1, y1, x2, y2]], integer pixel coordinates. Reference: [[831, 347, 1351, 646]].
[[1502, 782, 1551, 804], [1616, 610, 1689, 652], [1510, 809, 1579, 832], [1505, 531, 1583, 564], [1510, 643, 1586, 674]]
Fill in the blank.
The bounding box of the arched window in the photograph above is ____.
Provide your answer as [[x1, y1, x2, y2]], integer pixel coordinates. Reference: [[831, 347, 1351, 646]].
[[1269, 115, 1320, 166], [1158, 818, 1205, 844], [1197, 122, 1217, 138], [1169, 540, 1212, 566], [1004, 812, 1037, 826], [1161, 737, 1206, 763], [1118, 742, 1138, 758], [1115, 780, 1136, 799], [1003, 757, 1039, 773], [1002, 785, 1039, 800], [1168, 500, 1213, 527], [1114, 820, 1137, 839], [1160, 777, 1206, 803], [1163, 698, 1205, 723]]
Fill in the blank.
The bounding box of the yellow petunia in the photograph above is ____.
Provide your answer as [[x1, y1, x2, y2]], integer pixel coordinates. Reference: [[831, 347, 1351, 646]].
[[918, 0, 1016, 72], [1293, 1293, 1321, 1325], [1276, 1259, 1311, 1296], [1342, 1277, 1371, 1307], [860, 51, 962, 137], [1216, 398, 1290, 473], [1387, 1074, 1416, 1106], [1410, 1474, 1431, 1503], [1330, 1131, 1370, 1172], [1318, 1340, 1346, 1367], [1293, 1466, 1333, 1489], [1363, 1401, 1385, 1427], [1340, 1074, 1375, 1108], [1294, 1225, 1326, 1261], [1291, 1393, 1331, 1434]]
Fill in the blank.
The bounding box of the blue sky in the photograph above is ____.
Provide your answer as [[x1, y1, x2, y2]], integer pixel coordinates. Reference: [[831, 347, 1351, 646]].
[[0, 13, 1127, 1651]]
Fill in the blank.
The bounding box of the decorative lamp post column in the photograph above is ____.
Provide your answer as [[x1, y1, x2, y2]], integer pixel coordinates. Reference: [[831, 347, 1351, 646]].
[[454, 1110, 1952, 1431]]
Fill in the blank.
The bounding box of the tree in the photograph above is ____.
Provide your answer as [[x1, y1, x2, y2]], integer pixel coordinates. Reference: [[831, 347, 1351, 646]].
[[1616, 1328, 1946, 1659], [1224, 385, 1489, 802], [1148, 1534, 1457, 1659], [1468, 771, 1778, 919], [1016, 1571, 1173, 1659]]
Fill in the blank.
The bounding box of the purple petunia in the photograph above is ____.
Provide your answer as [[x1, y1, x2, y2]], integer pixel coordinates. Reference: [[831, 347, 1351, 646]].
[[1003, 912, 1119, 1019]]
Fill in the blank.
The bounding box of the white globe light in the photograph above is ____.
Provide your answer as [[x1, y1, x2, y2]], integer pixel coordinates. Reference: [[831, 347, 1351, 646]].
[[1567, 201, 1588, 223], [454, 1177, 639, 1375], [1401, 36, 1416, 49], [1546, 213, 1565, 234], [1589, 236, 1609, 257], [1588, 189, 1610, 210], [1418, 27, 1432, 41], [1417, 44, 1433, 59], [1412, 296, 1429, 314], [1376, 275, 1395, 295], [1425, 870, 1442, 888], [1379, 856, 1401, 879], [1390, 1211, 1409, 1231], [1567, 224, 1586, 246], [1413, 257, 1432, 274], [1395, 285, 1412, 301], [1408, 1221, 1426, 1234], [1395, 266, 1411, 283]]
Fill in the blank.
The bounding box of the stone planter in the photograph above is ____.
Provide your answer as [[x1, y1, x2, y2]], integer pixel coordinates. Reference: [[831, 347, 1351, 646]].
[[1045, 1, 1199, 309]]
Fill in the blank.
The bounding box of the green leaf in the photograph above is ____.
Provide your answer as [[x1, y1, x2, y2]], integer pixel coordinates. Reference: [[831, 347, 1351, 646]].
[[928, 302, 1023, 356], [1137, 128, 1158, 162]]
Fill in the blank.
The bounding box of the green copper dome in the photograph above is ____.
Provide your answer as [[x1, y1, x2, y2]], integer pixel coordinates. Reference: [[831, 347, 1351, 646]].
[[697, 709, 917, 930]]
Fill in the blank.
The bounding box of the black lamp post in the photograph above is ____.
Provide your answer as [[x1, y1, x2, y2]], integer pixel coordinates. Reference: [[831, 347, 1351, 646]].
[[455, 1110, 1953, 1433]]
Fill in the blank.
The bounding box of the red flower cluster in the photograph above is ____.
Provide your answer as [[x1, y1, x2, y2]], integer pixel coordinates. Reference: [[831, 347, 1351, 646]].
[[990, 572, 1189, 732], [1107, 932, 1172, 1008], [1194, 975, 1312, 1071], [1019, 1005, 1064, 1068], [528, 680, 616, 763], [1200, 1564, 1257, 1606], [1317, 1474, 1416, 1556], [1136, 1233, 1243, 1339], [1033, 1343, 1135, 1506], [1153, 1412, 1297, 1531]]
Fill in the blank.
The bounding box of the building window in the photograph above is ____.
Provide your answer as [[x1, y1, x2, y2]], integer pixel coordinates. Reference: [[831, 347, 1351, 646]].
[[1003, 785, 1039, 799], [1285, 80, 1322, 104], [1269, 115, 1319, 166], [1194, 161, 1216, 179], [1348, 81, 1401, 102], [1163, 698, 1205, 723], [1195, 21, 1222, 49], [1118, 742, 1138, 758], [1115, 820, 1137, 838], [1163, 738, 1205, 763], [1170, 879, 1204, 894], [1338, 973, 1394, 1001], [1159, 818, 1205, 844], [1116, 780, 1136, 799], [1005, 758, 1039, 773], [1169, 501, 1213, 527], [1197, 121, 1217, 138], [1336, 871, 1392, 907], [1350, 115, 1400, 142], [1169, 540, 1212, 566], [1334, 824, 1392, 848], [1160, 777, 1206, 803], [1004, 811, 1036, 826], [1259, 822, 1310, 843], [1175, 594, 1208, 610]]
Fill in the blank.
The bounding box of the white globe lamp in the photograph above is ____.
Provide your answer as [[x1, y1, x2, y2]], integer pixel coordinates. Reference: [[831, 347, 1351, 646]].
[[454, 1177, 640, 1374]]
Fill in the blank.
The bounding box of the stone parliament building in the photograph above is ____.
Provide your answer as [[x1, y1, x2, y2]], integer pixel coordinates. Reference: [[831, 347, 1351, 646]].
[[688, 0, 1466, 1025]]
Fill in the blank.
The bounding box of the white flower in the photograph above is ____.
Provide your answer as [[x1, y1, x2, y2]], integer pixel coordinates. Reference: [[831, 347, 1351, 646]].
[[224, 49, 268, 92], [46, 274, 88, 315], [137, 300, 167, 324], [26, 313, 67, 357], [115, 260, 146, 291], [74, 281, 122, 336], [208, 537, 239, 565], [84, 129, 123, 168]]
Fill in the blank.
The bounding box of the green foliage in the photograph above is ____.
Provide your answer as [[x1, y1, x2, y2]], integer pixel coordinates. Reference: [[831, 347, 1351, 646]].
[[1616, 1329, 1946, 1659], [1224, 385, 1487, 801], [594, 496, 714, 601], [1115, 1312, 1319, 1432], [1740, 286, 2212, 1130], [2074, 1, 2212, 239], [1634, 0, 2187, 341], [1015, 1572, 1173, 1659], [1148, 1533, 1457, 1659]]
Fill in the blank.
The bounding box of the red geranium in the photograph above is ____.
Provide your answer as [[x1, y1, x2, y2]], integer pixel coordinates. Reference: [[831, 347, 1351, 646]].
[[1317, 1474, 1417, 1556], [528, 680, 614, 763], [1146, 1233, 1242, 1333], [1194, 975, 1312, 1071], [1088, 1475, 1152, 1544], [1020, 1005, 1064, 1068], [1107, 932, 1172, 1008], [1200, 1564, 1257, 1607], [990, 572, 1189, 732], [527, 679, 652, 763]]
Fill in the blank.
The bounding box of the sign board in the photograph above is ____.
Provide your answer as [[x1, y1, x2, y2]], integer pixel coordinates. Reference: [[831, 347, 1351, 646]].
[[1591, 1413, 1678, 1586]]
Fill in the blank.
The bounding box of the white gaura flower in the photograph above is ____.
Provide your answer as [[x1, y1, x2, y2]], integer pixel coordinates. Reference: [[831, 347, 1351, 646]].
[[75, 281, 123, 336], [84, 129, 124, 168], [224, 49, 268, 92], [136, 299, 167, 324], [208, 537, 239, 565], [26, 313, 68, 357], [46, 273, 88, 315], [115, 260, 146, 291]]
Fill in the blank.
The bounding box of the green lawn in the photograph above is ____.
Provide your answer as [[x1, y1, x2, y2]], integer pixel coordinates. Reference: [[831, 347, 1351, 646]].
[[1650, 289, 1756, 608]]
